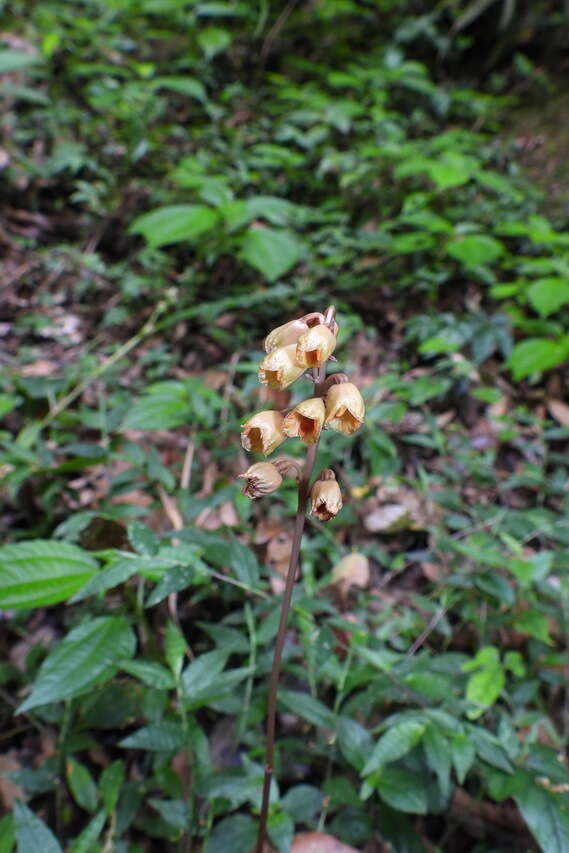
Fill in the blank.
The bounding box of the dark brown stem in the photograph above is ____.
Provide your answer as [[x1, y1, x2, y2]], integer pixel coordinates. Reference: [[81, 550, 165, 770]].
[[255, 364, 325, 853]]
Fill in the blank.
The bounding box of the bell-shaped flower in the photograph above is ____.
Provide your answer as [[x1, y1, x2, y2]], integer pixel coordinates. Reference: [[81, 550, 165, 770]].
[[259, 344, 306, 389], [295, 324, 336, 368], [241, 411, 287, 455], [310, 469, 343, 521], [324, 382, 365, 435], [239, 462, 282, 499], [283, 397, 325, 445]]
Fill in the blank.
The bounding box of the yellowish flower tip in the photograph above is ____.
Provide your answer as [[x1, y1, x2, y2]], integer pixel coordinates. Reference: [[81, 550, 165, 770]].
[[283, 397, 325, 445], [238, 462, 282, 499], [264, 318, 310, 352], [241, 411, 287, 455], [310, 469, 343, 521], [259, 344, 306, 389], [324, 382, 365, 435], [295, 324, 337, 369]]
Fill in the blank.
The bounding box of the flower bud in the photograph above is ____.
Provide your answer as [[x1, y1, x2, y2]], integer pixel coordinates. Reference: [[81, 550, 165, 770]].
[[273, 456, 302, 479], [324, 382, 365, 435], [283, 397, 325, 445], [264, 317, 311, 352], [259, 344, 306, 390], [239, 462, 282, 499], [310, 469, 343, 521], [241, 411, 287, 455], [295, 324, 337, 368]]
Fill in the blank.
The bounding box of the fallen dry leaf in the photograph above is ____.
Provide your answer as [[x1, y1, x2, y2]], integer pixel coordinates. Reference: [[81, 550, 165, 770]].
[[292, 832, 361, 853], [331, 553, 369, 597], [547, 398, 569, 427], [0, 754, 24, 810]]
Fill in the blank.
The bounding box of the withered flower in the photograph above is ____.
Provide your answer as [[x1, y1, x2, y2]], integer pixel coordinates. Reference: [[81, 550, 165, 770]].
[[259, 344, 306, 390], [310, 469, 343, 521], [295, 324, 336, 368], [324, 382, 365, 435], [239, 462, 282, 499], [241, 411, 287, 455], [283, 397, 325, 445]]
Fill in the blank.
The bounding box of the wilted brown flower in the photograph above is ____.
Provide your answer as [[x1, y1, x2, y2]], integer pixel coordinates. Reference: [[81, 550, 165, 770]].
[[295, 324, 336, 368], [283, 397, 326, 445], [259, 345, 306, 390], [241, 411, 287, 455], [310, 469, 343, 521], [324, 382, 365, 435], [239, 462, 282, 499]]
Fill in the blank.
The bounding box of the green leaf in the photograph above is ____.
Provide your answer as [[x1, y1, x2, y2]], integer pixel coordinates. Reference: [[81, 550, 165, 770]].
[[0, 50, 41, 73], [446, 234, 504, 267], [507, 338, 568, 380], [527, 278, 569, 318], [18, 617, 136, 712], [66, 758, 98, 813], [513, 610, 552, 644], [0, 815, 15, 853], [278, 689, 336, 729], [363, 721, 426, 775], [451, 733, 475, 784], [375, 767, 429, 814], [121, 659, 176, 689], [119, 721, 186, 751], [13, 801, 62, 853], [69, 810, 106, 853], [205, 815, 256, 853], [0, 541, 97, 610], [165, 621, 186, 680], [151, 76, 206, 101], [338, 717, 373, 771], [129, 204, 218, 248], [423, 726, 451, 799], [240, 227, 302, 281], [100, 761, 125, 814], [268, 811, 294, 853], [515, 773, 569, 853], [197, 27, 232, 59]]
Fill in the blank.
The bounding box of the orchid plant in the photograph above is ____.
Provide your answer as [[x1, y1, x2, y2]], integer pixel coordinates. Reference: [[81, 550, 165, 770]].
[[238, 305, 365, 852]]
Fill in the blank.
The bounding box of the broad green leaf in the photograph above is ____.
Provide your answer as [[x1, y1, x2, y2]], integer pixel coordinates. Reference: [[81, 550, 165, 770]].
[[149, 798, 188, 831], [423, 726, 451, 799], [0, 541, 97, 610], [363, 721, 426, 776], [527, 278, 569, 318], [429, 153, 478, 189], [18, 617, 136, 712], [281, 785, 323, 823], [151, 76, 206, 101], [121, 659, 176, 689], [513, 610, 552, 644], [66, 758, 98, 813], [375, 767, 428, 814], [268, 810, 294, 853], [0, 815, 14, 853], [13, 801, 62, 853], [338, 717, 373, 771], [507, 338, 568, 380], [240, 227, 302, 281], [515, 773, 569, 853], [119, 721, 186, 751], [0, 50, 41, 73], [205, 814, 256, 853], [165, 621, 187, 679], [197, 27, 231, 59], [129, 204, 218, 248], [278, 689, 336, 729], [69, 810, 106, 853], [446, 234, 504, 267], [451, 733, 475, 784]]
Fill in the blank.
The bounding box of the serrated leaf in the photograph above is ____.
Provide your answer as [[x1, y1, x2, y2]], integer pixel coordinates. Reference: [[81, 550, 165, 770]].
[[18, 617, 136, 712], [527, 278, 569, 318], [337, 717, 373, 772], [121, 659, 176, 689], [119, 721, 186, 751], [0, 541, 97, 609], [278, 689, 336, 729], [13, 801, 62, 853], [240, 227, 302, 281], [375, 767, 428, 814], [507, 338, 568, 380], [363, 721, 426, 776], [129, 204, 218, 248], [446, 234, 504, 267]]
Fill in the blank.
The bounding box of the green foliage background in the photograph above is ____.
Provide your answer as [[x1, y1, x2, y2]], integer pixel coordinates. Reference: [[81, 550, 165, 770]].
[[1, 1, 569, 851]]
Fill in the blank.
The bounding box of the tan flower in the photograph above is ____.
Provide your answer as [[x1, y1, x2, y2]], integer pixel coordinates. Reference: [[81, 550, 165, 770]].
[[241, 411, 287, 455], [310, 470, 343, 521], [324, 382, 365, 435], [283, 397, 326, 445], [238, 462, 282, 499], [264, 318, 310, 352], [259, 344, 306, 389], [295, 324, 336, 368]]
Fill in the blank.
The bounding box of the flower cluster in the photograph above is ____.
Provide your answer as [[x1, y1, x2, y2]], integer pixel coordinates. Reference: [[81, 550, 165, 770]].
[[238, 310, 365, 521]]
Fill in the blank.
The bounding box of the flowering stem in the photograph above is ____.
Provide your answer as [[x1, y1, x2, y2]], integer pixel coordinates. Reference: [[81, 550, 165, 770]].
[[255, 364, 325, 853]]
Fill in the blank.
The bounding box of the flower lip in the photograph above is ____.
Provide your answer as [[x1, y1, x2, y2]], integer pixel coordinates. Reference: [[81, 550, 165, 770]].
[[259, 344, 306, 389], [241, 410, 287, 456], [283, 397, 325, 445], [310, 469, 343, 521], [295, 324, 337, 369], [324, 382, 365, 435]]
